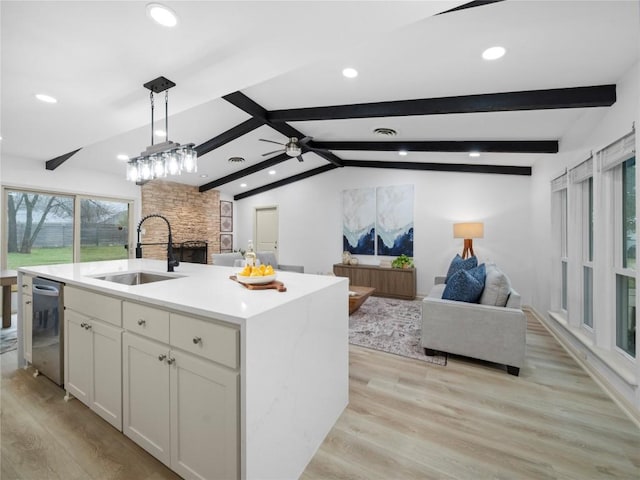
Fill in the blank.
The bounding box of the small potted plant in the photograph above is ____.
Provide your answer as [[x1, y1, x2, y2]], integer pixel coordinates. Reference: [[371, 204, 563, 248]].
[[391, 254, 414, 269]]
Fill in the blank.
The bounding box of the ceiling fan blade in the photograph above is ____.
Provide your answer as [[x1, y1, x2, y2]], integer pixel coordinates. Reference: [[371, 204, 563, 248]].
[[262, 148, 285, 156], [259, 138, 285, 146], [298, 136, 312, 146], [307, 145, 332, 153], [297, 155, 304, 162]]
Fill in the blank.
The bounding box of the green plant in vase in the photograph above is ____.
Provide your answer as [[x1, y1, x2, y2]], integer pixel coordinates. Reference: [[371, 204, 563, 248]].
[[391, 254, 414, 269]]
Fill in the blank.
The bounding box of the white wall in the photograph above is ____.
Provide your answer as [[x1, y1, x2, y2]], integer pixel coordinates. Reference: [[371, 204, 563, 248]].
[[235, 166, 534, 299], [530, 61, 640, 316]]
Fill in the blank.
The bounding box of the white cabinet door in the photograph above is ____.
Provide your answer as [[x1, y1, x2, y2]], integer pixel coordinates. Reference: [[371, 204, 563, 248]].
[[90, 320, 122, 429], [22, 294, 33, 363], [122, 332, 171, 466], [64, 310, 91, 406], [170, 349, 239, 480]]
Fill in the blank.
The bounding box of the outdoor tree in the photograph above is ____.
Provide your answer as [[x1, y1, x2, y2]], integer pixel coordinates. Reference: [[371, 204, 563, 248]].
[[6, 192, 73, 254]]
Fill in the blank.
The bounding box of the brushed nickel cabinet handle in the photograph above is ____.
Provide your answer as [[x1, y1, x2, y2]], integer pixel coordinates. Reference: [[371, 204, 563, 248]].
[[167, 357, 176, 365], [85, 324, 92, 330], [25, 300, 32, 305], [137, 319, 146, 326], [158, 354, 167, 362], [80, 322, 87, 328], [193, 336, 202, 345]]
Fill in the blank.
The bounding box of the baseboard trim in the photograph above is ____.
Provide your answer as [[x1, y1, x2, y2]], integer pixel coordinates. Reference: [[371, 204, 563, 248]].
[[525, 306, 640, 429]]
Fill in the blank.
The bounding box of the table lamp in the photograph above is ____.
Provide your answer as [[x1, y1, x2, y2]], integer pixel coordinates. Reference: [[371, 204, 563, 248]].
[[453, 222, 484, 259]]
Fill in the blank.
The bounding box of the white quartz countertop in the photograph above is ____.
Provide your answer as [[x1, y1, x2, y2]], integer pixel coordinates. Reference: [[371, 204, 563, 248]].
[[19, 259, 347, 325]]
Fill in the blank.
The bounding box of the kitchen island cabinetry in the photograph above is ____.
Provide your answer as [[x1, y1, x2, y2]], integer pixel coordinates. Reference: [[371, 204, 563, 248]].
[[122, 303, 239, 479], [18, 259, 348, 480], [20, 274, 33, 363], [64, 286, 123, 430]]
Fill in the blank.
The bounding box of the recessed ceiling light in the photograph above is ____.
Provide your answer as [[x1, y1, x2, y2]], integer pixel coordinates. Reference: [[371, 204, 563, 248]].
[[154, 129, 166, 137], [342, 67, 358, 78], [228, 156, 245, 163], [240, 183, 247, 188], [482, 46, 506, 60], [146, 3, 178, 27], [117, 154, 130, 161], [199, 174, 209, 178], [268, 170, 276, 175], [35, 93, 57, 104], [398, 150, 408, 156], [469, 152, 481, 157]]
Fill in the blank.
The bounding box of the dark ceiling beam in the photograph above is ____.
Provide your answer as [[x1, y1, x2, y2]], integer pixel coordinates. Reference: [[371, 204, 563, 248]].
[[223, 91, 303, 140], [234, 164, 339, 200], [195, 117, 265, 157], [45, 148, 82, 170], [199, 152, 291, 192], [267, 85, 617, 122], [341, 160, 531, 176], [438, 0, 504, 15], [304, 148, 344, 166], [223, 91, 344, 168], [310, 140, 558, 154]]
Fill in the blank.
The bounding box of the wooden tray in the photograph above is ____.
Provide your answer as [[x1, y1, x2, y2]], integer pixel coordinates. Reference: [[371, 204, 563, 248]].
[[229, 275, 287, 292]]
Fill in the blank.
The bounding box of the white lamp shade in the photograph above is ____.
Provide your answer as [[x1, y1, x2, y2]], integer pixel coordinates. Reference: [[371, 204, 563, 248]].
[[453, 222, 484, 239]]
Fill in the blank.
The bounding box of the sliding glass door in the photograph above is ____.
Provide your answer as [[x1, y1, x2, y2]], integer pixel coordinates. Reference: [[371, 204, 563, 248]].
[[6, 190, 74, 269], [4, 188, 133, 269]]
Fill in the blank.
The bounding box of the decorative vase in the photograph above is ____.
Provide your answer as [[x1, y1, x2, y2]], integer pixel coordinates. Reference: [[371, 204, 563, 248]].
[[342, 251, 352, 264], [350, 258, 359, 265]]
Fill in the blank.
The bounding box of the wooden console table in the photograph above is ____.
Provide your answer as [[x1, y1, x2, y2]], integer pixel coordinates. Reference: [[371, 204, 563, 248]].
[[333, 263, 416, 300]]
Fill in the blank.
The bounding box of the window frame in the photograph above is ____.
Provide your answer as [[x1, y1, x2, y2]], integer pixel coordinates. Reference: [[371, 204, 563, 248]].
[[1, 185, 135, 270]]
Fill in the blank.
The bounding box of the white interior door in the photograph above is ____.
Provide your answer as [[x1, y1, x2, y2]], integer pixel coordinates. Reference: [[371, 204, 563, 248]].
[[255, 206, 278, 256]]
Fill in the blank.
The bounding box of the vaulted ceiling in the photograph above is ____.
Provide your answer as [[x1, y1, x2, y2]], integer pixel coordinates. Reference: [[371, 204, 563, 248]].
[[2, 1, 639, 200]]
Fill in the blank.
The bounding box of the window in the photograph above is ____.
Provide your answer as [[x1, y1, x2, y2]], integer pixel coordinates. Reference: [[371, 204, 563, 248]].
[[6, 190, 74, 269], [551, 172, 568, 314], [616, 157, 635, 357], [583, 177, 594, 328], [560, 188, 568, 311], [79, 198, 130, 262], [3, 188, 132, 270]]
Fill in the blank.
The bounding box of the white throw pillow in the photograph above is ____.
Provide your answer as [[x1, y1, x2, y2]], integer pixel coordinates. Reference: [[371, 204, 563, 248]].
[[479, 263, 511, 307]]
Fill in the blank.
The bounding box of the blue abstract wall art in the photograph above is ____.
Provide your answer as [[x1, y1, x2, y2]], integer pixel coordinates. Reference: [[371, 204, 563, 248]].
[[376, 184, 414, 256], [342, 188, 375, 254]]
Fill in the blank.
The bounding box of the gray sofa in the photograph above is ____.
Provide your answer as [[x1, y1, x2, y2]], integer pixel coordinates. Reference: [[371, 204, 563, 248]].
[[421, 273, 526, 376]]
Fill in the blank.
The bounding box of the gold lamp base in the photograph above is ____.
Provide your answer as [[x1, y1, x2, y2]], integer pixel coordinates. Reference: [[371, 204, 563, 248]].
[[461, 239, 475, 259]]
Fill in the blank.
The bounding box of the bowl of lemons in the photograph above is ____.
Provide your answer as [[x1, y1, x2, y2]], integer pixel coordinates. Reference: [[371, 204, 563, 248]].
[[236, 264, 276, 285]]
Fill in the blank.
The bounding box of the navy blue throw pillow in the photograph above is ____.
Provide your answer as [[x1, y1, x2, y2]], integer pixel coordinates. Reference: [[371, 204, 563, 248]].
[[468, 263, 486, 288], [442, 270, 484, 303], [445, 254, 478, 283]]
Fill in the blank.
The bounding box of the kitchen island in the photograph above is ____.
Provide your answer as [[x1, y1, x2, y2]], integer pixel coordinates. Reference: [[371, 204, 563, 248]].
[[17, 259, 349, 480]]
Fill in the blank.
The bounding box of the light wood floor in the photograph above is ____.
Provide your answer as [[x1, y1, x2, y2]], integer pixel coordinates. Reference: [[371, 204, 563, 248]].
[[2, 312, 639, 479]]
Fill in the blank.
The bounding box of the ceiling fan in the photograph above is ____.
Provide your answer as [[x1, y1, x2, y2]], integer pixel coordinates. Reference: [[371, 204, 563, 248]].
[[259, 136, 327, 162]]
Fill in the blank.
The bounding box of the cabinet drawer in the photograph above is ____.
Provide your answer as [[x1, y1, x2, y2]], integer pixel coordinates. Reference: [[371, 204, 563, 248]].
[[123, 302, 169, 343], [65, 286, 122, 326], [21, 275, 33, 294], [170, 314, 239, 369]]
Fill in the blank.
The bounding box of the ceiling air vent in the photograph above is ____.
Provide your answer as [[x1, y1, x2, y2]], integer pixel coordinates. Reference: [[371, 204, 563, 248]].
[[373, 127, 397, 137], [228, 156, 245, 163]]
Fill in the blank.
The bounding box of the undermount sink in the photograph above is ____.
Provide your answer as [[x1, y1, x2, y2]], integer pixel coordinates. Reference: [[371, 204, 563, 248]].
[[92, 271, 184, 286]]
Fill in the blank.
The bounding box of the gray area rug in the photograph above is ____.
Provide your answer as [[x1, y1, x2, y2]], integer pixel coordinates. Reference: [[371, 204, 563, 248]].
[[349, 296, 447, 366], [1, 322, 17, 355]]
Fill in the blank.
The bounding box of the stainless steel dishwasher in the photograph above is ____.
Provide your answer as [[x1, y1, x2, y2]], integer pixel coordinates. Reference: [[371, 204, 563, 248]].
[[32, 277, 64, 386]]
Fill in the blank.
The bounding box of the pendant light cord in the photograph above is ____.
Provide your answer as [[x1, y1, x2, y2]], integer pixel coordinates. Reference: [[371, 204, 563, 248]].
[[165, 91, 169, 142], [150, 91, 155, 146]]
